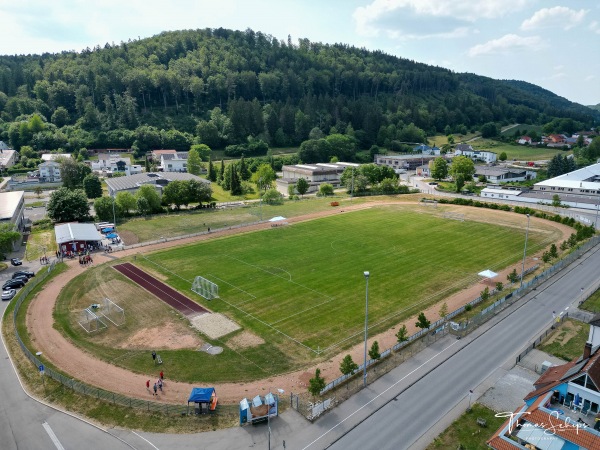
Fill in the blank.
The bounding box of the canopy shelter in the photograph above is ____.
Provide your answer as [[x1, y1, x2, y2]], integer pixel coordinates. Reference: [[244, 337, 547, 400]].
[[106, 233, 118, 239], [187, 387, 218, 415], [101, 227, 115, 233], [55, 223, 103, 254], [478, 269, 498, 279], [269, 216, 286, 222]]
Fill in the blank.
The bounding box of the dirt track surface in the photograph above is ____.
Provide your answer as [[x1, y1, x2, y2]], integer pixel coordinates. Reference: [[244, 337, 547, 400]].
[[26, 201, 569, 404]]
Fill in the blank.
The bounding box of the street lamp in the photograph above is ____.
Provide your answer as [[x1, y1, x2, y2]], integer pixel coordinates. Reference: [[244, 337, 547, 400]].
[[267, 388, 283, 450], [363, 271, 370, 387], [112, 196, 117, 227], [520, 214, 531, 288]]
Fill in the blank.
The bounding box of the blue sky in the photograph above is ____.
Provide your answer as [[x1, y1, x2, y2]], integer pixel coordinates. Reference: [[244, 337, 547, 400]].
[[1, 0, 598, 106]]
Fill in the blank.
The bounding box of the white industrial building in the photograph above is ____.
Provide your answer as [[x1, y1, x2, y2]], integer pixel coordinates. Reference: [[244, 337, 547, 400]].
[[104, 172, 209, 197], [276, 162, 359, 194]]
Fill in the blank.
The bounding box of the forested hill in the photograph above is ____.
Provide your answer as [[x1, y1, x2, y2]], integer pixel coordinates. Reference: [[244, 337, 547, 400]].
[[0, 27, 597, 154]]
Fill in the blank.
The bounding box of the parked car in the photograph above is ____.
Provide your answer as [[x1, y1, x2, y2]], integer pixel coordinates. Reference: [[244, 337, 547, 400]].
[[12, 270, 35, 279], [1, 289, 16, 301], [2, 279, 25, 289], [10, 258, 22, 266], [12, 275, 28, 284]]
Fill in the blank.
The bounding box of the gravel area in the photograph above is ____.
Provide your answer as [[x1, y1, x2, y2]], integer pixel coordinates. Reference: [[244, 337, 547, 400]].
[[479, 365, 539, 413]]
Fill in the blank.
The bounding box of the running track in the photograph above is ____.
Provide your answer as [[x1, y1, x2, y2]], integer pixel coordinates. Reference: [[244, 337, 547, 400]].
[[113, 263, 208, 316]]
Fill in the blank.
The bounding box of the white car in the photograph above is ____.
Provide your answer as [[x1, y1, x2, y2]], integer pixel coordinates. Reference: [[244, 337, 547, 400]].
[[1, 289, 16, 301]]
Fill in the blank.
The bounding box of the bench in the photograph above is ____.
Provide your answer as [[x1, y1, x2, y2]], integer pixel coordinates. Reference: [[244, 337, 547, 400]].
[[477, 418, 487, 427]]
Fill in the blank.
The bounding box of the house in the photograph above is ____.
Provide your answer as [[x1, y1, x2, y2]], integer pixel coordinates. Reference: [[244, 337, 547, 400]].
[[474, 166, 536, 183], [104, 172, 209, 197], [38, 160, 62, 182], [150, 149, 177, 160], [374, 154, 441, 172], [517, 136, 532, 145], [160, 152, 189, 172], [488, 315, 600, 449], [54, 223, 103, 254], [91, 153, 141, 175], [276, 162, 359, 195], [453, 146, 497, 164], [0, 148, 18, 170]]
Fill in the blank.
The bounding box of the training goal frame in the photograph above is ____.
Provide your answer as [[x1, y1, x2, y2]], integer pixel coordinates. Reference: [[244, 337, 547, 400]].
[[192, 276, 219, 300], [78, 308, 108, 333], [100, 297, 125, 326]]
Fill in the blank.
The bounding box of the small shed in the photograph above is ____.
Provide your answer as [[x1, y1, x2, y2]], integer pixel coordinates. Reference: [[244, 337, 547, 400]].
[[239, 392, 278, 426], [187, 387, 218, 415]]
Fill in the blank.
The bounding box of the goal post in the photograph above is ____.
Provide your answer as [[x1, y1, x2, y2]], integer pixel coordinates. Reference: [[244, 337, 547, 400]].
[[78, 308, 107, 333], [101, 297, 125, 326], [192, 276, 219, 300]]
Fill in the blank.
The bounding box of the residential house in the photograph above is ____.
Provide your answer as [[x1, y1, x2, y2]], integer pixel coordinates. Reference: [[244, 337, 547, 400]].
[[474, 166, 536, 183], [150, 149, 177, 160], [91, 153, 142, 176], [41, 153, 71, 161], [160, 152, 188, 172], [517, 136, 532, 145], [0, 141, 9, 150], [0, 148, 18, 170], [454, 146, 497, 163], [488, 315, 600, 449], [38, 160, 62, 182]]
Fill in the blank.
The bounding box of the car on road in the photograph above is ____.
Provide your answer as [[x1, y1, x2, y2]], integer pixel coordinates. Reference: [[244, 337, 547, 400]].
[[2, 279, 25, 290], [12, 270, 35, 279], [12, 275, 29, 284], [10, 258, 22, 266], [1, 289, 16, 301]]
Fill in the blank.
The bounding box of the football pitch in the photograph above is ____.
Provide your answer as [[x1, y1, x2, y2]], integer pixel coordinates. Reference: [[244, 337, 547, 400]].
[[140, 205, 550, 355]]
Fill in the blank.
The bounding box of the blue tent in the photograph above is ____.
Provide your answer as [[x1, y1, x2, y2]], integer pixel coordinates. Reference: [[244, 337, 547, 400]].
[[106, 233, 118, 239], [187, 387, 217, 414], [101, 227, 114, 233]]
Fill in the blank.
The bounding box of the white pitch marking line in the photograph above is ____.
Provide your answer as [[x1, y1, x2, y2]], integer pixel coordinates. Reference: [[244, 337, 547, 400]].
[[42, 422, 65, 450]]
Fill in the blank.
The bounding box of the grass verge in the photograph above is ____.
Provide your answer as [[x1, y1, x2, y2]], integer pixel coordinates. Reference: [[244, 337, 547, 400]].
[[538, 319, 589, 361]]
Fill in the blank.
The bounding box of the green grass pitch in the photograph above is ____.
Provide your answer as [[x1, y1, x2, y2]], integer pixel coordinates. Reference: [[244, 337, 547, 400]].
[[140, 205, 549, 354]]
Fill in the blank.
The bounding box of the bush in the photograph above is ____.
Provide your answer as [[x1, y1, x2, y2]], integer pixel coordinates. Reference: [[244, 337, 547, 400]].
[[262, 189, 284, 205]]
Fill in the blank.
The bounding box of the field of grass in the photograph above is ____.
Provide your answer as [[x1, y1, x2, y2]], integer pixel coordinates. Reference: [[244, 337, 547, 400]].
[[117, 196, 372, 244], [25, 230, 56, 262], [538, 319, 589, 361], [581, 288, 600, 313], [470, 139, 570, 161], [139, 205, 548, 356], [427, 403, 506, 450]]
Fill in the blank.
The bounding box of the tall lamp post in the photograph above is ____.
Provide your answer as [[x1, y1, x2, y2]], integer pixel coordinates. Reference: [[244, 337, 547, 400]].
[[112, 195, 117, 226], [520, 214, 531, 288], [363, 271, 370, 387]]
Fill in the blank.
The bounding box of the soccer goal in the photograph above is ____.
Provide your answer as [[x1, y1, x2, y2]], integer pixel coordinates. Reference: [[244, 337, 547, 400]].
[[101, 297, 125, 326], [78, 308, 107, 333], [192, 276, 219, 300]]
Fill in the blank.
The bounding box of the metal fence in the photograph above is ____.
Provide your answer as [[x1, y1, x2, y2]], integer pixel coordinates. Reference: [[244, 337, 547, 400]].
[[11, 262, 239, 416], [515, 314, 569, 373]]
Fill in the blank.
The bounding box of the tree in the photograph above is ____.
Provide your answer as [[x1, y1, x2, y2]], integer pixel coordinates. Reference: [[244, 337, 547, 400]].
[[136, 196, 151, 216], [455, 173, 465, 193], [136, 184, 162, 212], [552, 194, 562, 208], [415, 312, 430, 330], [116, 191, 137, 215], [208, 157, 217, 182], [186, 179, 212, 205], [480, 287, 490, 302], [34, 186, 43, 198], [262, 188, 283, 205], [94, 196, 118, 222], [495, 282, 504, 292], [186, 148, 203, 175], [238, 154, 251, 181], [499, 152, 507, 161], [229, 164, 243, 195], [218, 159, 225, 184], [431, 157, 448, 180], [318, 183, 334, 196], [47, 188, 90, 223], [507, 268, 519, 284], [542, 251, 552, 264], [162, 180, 187, 209], [60, 158, 92, 189], [252, 164, 276, 191], [287, 184, 296, 197], [439, 302, 448, 319], [368, 341, 381, 360], [450, 156, 475, 180], [190, 143, 211, 161], [549, 243, 558, 258], [339, 355, 359, 375], [308, 368, 326, 398], [395, 324, 409, 343], [481, 122, 499, 138], [296, 177, 309, 197], [0, 224, 21, 258], [83, 174, 102, 199]]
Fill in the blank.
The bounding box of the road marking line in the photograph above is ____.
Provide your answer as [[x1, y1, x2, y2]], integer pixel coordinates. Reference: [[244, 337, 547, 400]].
[[43, 422, 65, 450], [132, 430, 159, 449], [302, 339, 460, 449]]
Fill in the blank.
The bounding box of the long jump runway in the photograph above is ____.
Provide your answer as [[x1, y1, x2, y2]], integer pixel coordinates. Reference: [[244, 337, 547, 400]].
[[113, 263, 208, 316]]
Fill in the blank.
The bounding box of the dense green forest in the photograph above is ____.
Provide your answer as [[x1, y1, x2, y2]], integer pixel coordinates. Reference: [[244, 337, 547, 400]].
[[0, 28, 597, 159]]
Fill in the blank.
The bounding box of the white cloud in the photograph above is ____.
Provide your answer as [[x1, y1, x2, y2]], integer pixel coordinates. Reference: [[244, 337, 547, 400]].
[[468, 34, 544, 57], [590, 21, 600, 34], [585, 75, 596, 82], [521, 7, 587, 31], [353, 0, 529, 37], [554, 65, 564, 71]]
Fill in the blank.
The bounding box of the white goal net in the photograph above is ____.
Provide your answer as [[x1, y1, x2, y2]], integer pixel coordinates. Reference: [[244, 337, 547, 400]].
[[192, 276, 219, 300], [101, 297, 125, 326], [78, 307, 107, 333]]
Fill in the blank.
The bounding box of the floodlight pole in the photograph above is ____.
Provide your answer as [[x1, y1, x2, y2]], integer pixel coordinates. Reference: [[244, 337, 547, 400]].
[[520, 214, 530, 288], [363, 271, 370, 387], [112, 196, 117, 226], [351, 168, 355, 201], [259, 177, 263, 222], [595, 195, 600, 229]]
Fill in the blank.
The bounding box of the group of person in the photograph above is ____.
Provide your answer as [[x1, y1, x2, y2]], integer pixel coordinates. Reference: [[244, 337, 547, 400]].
[[146, 371, 165, 396], [39, 255, 50, 265], [79, 255, 93, 265]]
